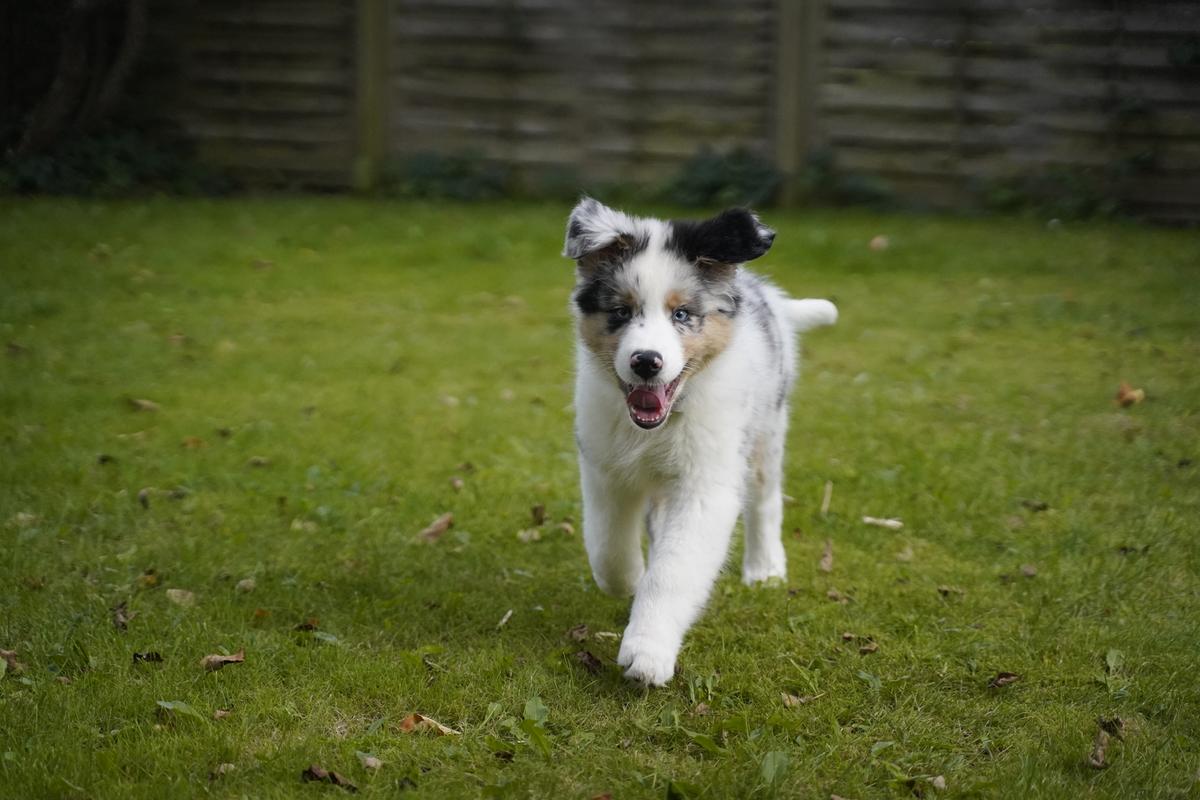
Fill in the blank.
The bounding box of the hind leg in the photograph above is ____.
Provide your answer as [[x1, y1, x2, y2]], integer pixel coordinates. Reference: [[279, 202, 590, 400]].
[[742, 425, 788, 585]]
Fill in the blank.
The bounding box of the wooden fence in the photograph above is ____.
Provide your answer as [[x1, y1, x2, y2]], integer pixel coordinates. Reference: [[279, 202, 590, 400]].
[[140, 0, 1200, 221]]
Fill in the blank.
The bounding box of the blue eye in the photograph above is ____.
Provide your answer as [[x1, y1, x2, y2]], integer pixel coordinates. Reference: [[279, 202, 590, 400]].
[[673, 308, 691, 323]]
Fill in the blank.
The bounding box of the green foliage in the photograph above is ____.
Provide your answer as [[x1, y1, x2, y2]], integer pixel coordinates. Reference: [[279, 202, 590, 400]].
[[660, 147, 783, 208], [0, 199, 1198, 798], [800, 148, 896, 207], [0, 128, 233, 197], [976, 166, 1124, 220], [380, 151, 512, 201]]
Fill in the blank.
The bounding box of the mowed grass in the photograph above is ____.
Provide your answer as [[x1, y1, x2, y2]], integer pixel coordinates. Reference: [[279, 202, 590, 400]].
[[1, 197, 1198, 800]]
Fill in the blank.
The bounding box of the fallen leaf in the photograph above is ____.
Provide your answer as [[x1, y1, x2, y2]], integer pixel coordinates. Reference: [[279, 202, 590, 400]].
[[416, 512, 453, 542], [566, 623, 589, 642], [449, 476, 464, 491], [8, 511, 39, 528], [781, 693, 818, 707], [132, 651, 163, 664], [137, 568, 160, 589], [128, 397, 160, 412], [397, 713, 460, 735], [181, 436, 206, 449], [166, 589, 195, 606], [200, 649, 245, 672], [291, 518, 317, 533], [517, 528, 541, 543], [869, 234, 890, 251], [112, 601, 135, 631], [931, 774, 947, 791], [213, 708, 232, 720], [859, 640, 879, 655], [988, 671, 1021, 689], [1020, 563, 1038, 578], [692, 703, 712, 716], [210, 763, 235, 780], [294, 618, 319, 631], [937, 585, 965, 597], [1115, 381, 1145, 407], [1020, 499, 1049, 512], [574, 650, 604, 675], [557, 520, 575, 535], [357, 751, 382, 770], [1098, 715, 1126, 739], [896, 544, 914, 562], [862, 516, 903, 530], [531, 504, 546, 526], [496, 609, 513, 630], [826, 588, 851, 604], [841, 632, 857, 641], [1, 649, 26, 674], [301, 764, 358, 792], [235, 577, 256, 593], [819, 539, 833, 573]]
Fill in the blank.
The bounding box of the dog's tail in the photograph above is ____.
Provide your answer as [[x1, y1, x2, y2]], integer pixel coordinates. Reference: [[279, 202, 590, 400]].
[[784, 298, 838, 332]]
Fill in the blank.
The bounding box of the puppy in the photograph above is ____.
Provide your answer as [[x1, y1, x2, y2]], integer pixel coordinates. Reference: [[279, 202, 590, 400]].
[[563, 198, 837, 686]]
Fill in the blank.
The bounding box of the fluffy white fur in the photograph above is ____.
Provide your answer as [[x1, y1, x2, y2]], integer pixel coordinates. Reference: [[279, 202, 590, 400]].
[[565, 199, 837, 686]]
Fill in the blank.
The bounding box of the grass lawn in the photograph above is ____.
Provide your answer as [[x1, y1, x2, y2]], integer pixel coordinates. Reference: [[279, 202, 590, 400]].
[[1, 197, 1198, 799]]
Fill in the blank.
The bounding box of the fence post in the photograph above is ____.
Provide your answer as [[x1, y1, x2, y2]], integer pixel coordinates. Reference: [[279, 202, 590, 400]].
[[353, 0, 388, 190], [774, 0, 823, 205]]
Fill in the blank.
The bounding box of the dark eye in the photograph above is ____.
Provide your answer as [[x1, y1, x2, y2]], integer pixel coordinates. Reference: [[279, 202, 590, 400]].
[[613, 306, 632, 320], [672, 308, 691, 323]]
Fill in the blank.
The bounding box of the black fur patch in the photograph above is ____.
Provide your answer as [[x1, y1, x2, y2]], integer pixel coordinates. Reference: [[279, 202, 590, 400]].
[[668, 208, 775, 266]]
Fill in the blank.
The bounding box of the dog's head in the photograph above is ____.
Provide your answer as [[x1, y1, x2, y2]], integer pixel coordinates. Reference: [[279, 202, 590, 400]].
[[564, 197, 775, 430]]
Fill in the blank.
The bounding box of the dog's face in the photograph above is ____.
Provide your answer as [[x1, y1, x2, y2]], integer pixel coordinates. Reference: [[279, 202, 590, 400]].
[[564, 198, 775, 430]]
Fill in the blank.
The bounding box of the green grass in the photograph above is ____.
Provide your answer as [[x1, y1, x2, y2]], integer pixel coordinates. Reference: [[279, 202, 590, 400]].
[[1, 198, 1198, 799]]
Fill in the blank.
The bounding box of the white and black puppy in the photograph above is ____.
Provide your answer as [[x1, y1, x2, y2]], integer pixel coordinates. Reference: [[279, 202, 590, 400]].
[[563, 197, 837, 686]]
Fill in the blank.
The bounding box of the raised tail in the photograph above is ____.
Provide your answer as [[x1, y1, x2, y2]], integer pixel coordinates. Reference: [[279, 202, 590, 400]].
[[784, 298, 838, 332]]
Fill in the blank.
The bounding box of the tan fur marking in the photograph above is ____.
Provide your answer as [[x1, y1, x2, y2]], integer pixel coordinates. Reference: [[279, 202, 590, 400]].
[[682, 313, 734, 372], [578, 315, 619, 363], [665, 290, 686, 313]]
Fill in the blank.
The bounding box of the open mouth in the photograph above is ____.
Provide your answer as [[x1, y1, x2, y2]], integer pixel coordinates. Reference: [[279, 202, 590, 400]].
[[622, 376, 683, 430]]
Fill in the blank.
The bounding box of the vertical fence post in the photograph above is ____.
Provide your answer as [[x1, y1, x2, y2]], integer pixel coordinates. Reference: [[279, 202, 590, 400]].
[[353, 0, 388, 190], [774, 0, 823, 205]]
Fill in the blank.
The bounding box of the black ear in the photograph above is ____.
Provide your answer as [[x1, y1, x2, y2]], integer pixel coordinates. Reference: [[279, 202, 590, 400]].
[[668, 208, 775, 265]]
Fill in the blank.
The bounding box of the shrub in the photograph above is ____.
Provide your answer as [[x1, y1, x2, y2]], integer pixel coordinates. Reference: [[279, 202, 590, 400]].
[[660, 147, 783, 208]]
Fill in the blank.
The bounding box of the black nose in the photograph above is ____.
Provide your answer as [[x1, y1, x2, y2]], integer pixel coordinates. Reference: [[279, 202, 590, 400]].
[[630, 350, 663, 379]]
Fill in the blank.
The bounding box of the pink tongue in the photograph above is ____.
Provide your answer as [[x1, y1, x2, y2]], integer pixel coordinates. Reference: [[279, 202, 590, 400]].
[[628, 386, 667, 413]]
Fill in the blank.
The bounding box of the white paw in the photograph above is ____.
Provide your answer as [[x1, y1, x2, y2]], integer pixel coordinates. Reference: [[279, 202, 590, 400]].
[[592, 562, 644, 598], [742, 563, 787, 586], [617, 634, 677, 686]]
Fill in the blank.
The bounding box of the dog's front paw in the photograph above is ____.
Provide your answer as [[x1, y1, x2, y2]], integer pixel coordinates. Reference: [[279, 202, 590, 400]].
[[617, 634, 677, 686], [742, 564, 787, 586]]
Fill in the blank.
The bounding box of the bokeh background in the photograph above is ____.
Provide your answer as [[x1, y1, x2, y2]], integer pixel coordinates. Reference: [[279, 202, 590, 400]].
[[3, 0, 1199, 222]]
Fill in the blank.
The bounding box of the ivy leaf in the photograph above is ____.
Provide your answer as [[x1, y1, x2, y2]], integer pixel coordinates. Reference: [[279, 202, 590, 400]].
[[760, 750, 790, 785]]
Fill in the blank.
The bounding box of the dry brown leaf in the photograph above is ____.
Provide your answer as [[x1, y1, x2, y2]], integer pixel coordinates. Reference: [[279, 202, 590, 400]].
[[397, 713, 460, 736], [516, 528, 542, 543], [841, 632, 857, 641], [826, 588, 851, 604], [112, 601, 135, 631], [1115, 381, 1145, 408], [988, 671, 1021, 689], [358, 752, 382, 770], [931, 775, 947, 791], [200, 649, 245, 672], [166, 588, 195, 606], [137, 568, 160, 589], [132, 651, 163, 664], [531, 504, 546, 526], [213, 708, 232, 720], [181, 436, 206, 449], [1098, 716, 1126, 739], [781, 692, 816, 708], [301, 764, 358, 792], [557, 520, 575, 535], [449, 476, 464, 492], [128, 397, 160, 412], [235, 577, 256, 593], [819, 539, 834, 573], [574, 650, 604, 675], [692, 703, 712, 716], [937, 585, 965, 597], [416, 512, 453, 542], [294, 618, 319, 631], [858, 640, 879, 655], [1020, 564, 1038, 578], [566, 623, 589, 642]]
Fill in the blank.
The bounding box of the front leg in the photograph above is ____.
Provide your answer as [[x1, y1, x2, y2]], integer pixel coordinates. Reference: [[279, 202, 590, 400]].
[[580, 460, 647, 597], [618, 481, 741, 685]]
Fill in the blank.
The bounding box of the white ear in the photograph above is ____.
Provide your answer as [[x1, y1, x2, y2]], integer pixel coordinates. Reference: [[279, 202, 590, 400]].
[[563, 197, 641, 260]]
